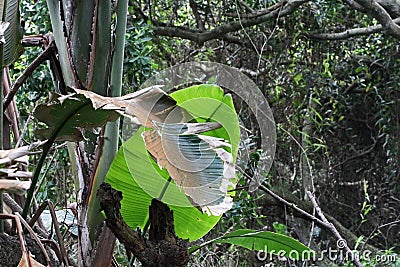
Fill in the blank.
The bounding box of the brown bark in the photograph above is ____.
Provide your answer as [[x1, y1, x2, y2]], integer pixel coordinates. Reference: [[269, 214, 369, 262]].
[[97, 183, 189, 267]]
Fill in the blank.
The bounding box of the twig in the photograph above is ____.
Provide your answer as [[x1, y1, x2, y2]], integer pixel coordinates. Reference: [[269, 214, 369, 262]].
[[28, 201, 69, 266], [40, 239, 63, 265], [3, 42, 54, 110], [306, 191, 363, 267], [225, 1, 285, 18], [33, 151, 58, 197], [356, 0, 400, 37], [332, 139, 378, 169], [152, 0, 309, 45], [378, 220, 400, 229], [259, 183, 329, 228], [3, 192, 23, 212]]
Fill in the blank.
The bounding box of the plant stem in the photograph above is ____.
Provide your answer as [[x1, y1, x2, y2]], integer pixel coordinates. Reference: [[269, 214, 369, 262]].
[[0, 42, 4, 233], [86, 0, 128, 241], [22, 140, 52, 218]]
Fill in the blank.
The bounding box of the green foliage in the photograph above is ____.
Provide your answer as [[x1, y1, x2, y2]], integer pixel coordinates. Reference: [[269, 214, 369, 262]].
[[123, 20, 156, 92], [272, 222, 287, 235]]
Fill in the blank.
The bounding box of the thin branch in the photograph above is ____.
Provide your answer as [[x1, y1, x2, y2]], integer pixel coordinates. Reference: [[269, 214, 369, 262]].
[[28, 201, 69, 266], [225, 1, 285, 18], [259, 183, 329, 228], [189, 0, 205, 30], [15, 212, 52, 266], [343, 0, 366, 12], [237, 0, 254, 13], [306, 191, 363, 267], [332, 138, 379, 169], [378, 219, 400, 229], [308, 17, 400, 40], [239, 67, 269, 76], [260, 183, 380, 255], [22, 35, 48, 47]]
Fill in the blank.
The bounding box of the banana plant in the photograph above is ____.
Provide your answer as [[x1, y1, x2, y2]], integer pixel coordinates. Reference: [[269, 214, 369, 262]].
[[34, 0, 129, 265]]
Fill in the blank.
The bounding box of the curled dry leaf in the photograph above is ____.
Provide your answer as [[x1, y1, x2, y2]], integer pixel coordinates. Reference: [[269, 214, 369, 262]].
[[33, 86, 190, 141], [75, 86, 190, 126], [33, 92, 121, 141]]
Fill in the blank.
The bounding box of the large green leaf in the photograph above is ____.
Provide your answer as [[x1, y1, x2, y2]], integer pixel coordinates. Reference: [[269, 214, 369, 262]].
[[1, 0, 24, 66], [33, 93, 120, 141], [106, 128, 221, 241], [190, 229, 312, 260], [106, 84, 240, 241]]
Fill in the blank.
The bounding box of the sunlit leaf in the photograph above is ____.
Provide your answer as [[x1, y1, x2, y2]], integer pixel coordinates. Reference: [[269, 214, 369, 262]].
[[106, 129, 221, 241]]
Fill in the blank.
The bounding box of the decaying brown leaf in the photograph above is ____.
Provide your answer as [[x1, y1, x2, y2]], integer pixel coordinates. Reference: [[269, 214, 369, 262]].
[[75, 86, 191, 126], [0, 144, 35, 193]]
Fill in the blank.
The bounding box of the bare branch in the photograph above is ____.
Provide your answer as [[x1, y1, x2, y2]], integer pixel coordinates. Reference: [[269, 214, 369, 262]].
[[259, 184, 329, 228], [343, 0, 367, 12], [306, 191, 363, 267], [189, 0, 205, 30], [225, 1, 285, 18], [308, 17, 400, 40], [3, 42, 54, 110]]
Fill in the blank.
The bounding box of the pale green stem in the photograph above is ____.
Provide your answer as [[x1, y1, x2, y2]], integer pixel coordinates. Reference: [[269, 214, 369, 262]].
[[86, 0, 128, 241]]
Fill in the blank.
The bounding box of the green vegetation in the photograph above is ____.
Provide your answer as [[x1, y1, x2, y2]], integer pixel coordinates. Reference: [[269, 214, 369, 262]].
[[0, 0, 398, 266]]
